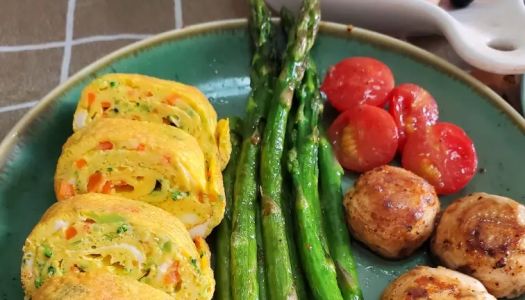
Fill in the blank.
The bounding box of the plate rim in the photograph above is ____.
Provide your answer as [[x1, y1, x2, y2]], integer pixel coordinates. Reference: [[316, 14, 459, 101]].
[[0, 19, 523, 168]]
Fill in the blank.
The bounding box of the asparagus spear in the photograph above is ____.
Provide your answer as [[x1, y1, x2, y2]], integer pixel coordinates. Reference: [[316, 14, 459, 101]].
[[319, 136, 363, 300], [259, 0, 320, 298], [230, 0, 274, 299], [280, 8, 309, 299], [288, 57, 343, 300], [256, 203, 268, 300], [279, 7, 295, 58], [231, 141, 260, 300], [213, 117, 242, 300], [282, 6, 362, 299]]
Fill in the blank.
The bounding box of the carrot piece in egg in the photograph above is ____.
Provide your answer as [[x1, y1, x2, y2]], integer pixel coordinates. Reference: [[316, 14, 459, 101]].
[[164, 94, 179, 106], [75, 159, 87, 169], [164, 261, 181, 285], [102, 181, 113, 194], [58, 181, 76, 200], [98, 141, 113, 150], [87, 92, 96, 108], [65, 226, 77, 240], [101, 101, 111, 110], [87, 172, 104, 192]]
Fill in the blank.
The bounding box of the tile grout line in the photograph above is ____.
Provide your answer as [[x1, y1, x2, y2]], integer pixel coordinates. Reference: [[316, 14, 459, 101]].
[[60, 0, 77, 83], [0, 101, 39, 114], [0, 34, 152, 53], [174, 0, 183, 29], [0, 41, 66, 52], [76, 33, 151, 44]]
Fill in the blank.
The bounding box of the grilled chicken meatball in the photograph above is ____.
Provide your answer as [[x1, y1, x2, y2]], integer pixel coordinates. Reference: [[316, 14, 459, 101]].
[[432, 193, 525, 298], [382, 266, 496, 300], [344, 165, 439, 259]]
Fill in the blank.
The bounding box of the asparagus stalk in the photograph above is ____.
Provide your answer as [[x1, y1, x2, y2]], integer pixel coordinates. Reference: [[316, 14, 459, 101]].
[[255, 203, 268, 300], [288, 58, 343, 300], [280, 8, 309, 299], [231, 139, 262, 300], [319, 136, 363, 300], [230, 0, 275, 299], [280, 7, 295, 53], [259, 0, 320, 298], [213, 117, 242, 300], [282, 6, 362, 299], [231, 141, 261, 300]]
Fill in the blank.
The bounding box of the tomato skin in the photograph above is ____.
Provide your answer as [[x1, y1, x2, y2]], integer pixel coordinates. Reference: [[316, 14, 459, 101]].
[[328, 105, 399, 172], [402, 122, 478, 195], [321, 57, 395, 111], [388, 83, 439, 151]]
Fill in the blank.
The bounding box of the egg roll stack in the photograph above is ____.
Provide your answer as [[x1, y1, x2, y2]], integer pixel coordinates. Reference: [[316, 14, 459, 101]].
[[55, 118, 222, 237], [72, 73, 230, 203], [21, 193, 214, 299]]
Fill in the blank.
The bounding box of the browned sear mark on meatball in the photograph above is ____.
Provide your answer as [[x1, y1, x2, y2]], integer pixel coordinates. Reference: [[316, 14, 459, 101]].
[[464, 206, 525, 260], [406, 287, 428, 299]]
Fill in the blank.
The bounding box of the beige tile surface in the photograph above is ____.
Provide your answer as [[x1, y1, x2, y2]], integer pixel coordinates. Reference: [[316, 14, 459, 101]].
[[0, 49, 62, 107], [74, 0, 175, 38], [69, 39, 138, 75], [182, 0, 249, 26], [0, 108, 30, 139], [0, 0, 67, 45]]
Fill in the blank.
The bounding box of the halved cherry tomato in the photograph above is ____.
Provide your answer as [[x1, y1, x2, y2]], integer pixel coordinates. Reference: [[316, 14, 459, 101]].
[[328, 105, 399, 172], [388, 83, 439, 150], [402, 122, 477, 195], [321, 57, 395, 111]]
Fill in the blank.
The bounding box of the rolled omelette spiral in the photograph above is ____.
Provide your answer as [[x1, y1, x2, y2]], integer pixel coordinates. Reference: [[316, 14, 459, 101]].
[[55, 118, 222, 237], [21, 193, 214, 299], [32, 271, 172, 300], [72, 73, 231, 203]]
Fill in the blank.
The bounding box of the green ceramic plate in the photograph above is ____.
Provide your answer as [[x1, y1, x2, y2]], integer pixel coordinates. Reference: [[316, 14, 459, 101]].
[[1, 20, 524, 299]]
